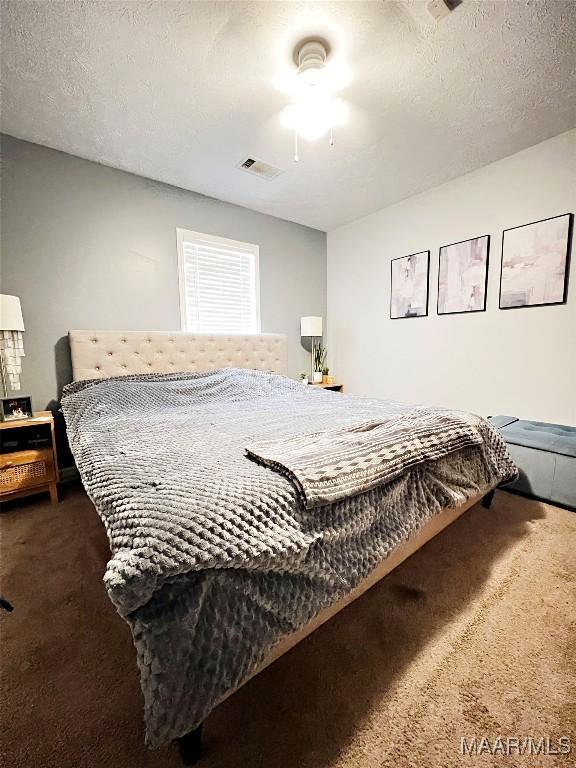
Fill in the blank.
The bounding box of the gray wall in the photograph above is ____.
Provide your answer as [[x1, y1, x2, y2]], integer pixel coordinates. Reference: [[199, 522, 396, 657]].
[[1, 135, 326, 411]]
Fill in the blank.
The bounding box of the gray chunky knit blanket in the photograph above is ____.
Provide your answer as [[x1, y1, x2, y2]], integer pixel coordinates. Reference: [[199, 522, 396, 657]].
[[61, 368, 516, 746], [246, 408, 485, 508]]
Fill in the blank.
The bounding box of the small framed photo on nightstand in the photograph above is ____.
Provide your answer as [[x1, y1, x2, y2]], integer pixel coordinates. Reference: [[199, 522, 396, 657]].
[[1, 396, 33, 422]]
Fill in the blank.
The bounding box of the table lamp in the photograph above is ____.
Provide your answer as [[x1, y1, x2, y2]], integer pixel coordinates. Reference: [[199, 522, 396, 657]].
[[300, 316, 323, 382], [0, 294, 25, 397]]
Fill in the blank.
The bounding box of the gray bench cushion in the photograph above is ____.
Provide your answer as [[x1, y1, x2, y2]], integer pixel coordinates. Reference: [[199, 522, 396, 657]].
[[488, 415, 519, 430], [489, 416, 576, 509], [500, 420, 576, 458]]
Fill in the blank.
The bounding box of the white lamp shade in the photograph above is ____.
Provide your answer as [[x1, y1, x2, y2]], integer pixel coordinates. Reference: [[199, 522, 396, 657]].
[[300, 316, 322, 337], [0, 295, 25, 331]]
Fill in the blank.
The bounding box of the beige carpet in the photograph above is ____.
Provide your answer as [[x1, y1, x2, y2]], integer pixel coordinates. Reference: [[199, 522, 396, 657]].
[[1, 485, 574, 768]]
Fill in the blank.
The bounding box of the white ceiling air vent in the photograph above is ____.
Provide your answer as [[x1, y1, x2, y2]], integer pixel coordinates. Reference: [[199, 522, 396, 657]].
[[236, 157, 284, 180]]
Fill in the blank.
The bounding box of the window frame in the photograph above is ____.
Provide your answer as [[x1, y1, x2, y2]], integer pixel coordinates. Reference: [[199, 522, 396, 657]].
[[176, 227, 261, 335]]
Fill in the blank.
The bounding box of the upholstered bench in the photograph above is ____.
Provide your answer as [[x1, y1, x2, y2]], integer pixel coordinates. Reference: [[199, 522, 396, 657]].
[[489, 416, 576, 509]]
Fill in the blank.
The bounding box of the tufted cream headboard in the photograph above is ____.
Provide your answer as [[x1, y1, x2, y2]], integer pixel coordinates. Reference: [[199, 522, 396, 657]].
[[69, 330, 288, 381]]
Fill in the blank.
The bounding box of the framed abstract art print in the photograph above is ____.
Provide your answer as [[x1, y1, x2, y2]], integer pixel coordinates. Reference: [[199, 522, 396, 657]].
[[390, 251, 430, 319], [499, 213, 573, 309], [437, 235, 490, 315]]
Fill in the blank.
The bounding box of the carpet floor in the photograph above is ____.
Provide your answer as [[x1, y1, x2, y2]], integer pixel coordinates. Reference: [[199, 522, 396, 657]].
[[1, 486, 574, 768]]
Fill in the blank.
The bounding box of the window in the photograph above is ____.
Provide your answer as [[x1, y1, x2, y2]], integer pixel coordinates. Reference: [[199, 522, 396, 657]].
[[177, 228, 260, 334]]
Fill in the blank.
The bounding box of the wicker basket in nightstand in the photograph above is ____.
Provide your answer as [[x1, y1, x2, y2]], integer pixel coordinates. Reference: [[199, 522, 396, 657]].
[[0, 412, 59, 505]]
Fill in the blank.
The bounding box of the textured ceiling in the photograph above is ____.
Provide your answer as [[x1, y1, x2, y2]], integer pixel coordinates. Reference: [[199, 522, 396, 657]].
[[2, 1, 575, 231]]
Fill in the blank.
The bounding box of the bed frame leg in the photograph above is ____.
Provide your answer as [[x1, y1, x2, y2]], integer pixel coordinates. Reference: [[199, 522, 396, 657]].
[[482, 489, 495, 509], [178, 724, 203, 765]]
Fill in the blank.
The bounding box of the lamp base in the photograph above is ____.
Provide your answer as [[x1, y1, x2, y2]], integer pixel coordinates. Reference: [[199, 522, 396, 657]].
[[0, 350, 8, 399]]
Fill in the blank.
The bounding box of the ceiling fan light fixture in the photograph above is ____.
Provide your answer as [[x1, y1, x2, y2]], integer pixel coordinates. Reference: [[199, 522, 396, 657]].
[[282, 97, 348, 141], [282, 38, 349, 159]]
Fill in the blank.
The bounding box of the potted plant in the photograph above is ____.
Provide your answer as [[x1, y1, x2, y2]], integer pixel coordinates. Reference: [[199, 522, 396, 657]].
[[322, 366, 330, 384], [312, 342, 326, 384], [299, 372, 309, 385]]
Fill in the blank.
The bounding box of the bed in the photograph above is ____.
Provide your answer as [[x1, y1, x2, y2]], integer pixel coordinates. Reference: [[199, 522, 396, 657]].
[[61, 329, 516, 764]]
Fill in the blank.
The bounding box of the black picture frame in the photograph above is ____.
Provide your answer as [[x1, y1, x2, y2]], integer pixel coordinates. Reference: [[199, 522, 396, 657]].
[[437, 235, 490, 316], [389, 250, 430, 319], [499, 212, 573, 310], [1, 395, 33, 422]]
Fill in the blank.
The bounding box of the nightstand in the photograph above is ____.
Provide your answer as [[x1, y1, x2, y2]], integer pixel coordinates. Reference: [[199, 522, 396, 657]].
[[309, 383, 344, 393], [0, 411, 59, 505]]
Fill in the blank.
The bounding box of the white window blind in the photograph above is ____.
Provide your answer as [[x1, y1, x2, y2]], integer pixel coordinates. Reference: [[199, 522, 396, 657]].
[[177, 228, 260, 334]]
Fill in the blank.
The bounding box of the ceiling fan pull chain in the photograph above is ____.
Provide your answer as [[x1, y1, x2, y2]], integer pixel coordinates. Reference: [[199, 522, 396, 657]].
[[329, 126, 334, 148]]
